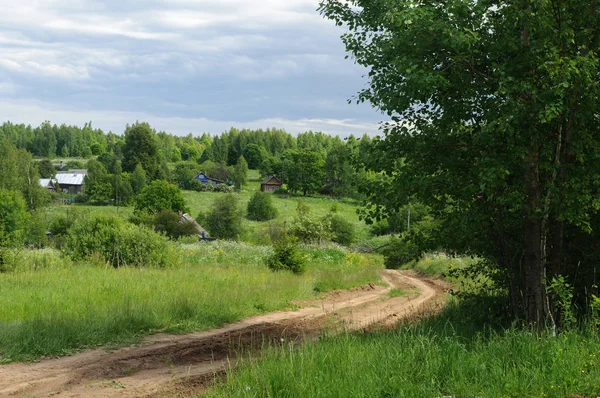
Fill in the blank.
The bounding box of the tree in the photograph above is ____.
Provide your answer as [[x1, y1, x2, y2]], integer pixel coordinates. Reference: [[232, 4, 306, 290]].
[[232, 155, 248, 190], [135, 180, 187, 215], [122, 122, 160, 179], [0, 189, 29, 247], [130, 163, 147, 195], [84, 159, 113, 204], [36, 159, 56, 179], [172, 161, 199, 189], [243, 143, 268, 169], [320, 0, 600, 326], [285, 150, 326, 196], [204, 194, 243, 240], [247, 191, 278, 221]]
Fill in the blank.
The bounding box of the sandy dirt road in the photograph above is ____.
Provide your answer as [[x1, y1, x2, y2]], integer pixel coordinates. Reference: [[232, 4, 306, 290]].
[[0, 270, 447, 397]]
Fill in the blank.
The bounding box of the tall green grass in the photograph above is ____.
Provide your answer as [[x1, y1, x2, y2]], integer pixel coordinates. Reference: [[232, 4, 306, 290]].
[[0, 243, 382, 362], [208, 300, 600, 398]]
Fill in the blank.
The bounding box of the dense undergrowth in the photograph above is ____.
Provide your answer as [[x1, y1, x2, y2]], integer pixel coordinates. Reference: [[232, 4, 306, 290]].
[[0, 242, 382, 363]]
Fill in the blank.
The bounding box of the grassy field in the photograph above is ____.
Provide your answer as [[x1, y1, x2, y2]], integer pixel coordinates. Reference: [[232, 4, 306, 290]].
[[183, 170, 372, 244], [0, 242, 383, 363], [44, 169, 376, 245], [202, 254, 600, 398], [207, 300, 600, 398]]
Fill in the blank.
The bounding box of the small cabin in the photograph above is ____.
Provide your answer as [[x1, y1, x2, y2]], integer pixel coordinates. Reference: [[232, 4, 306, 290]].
[[194, 172, 223, 185], [261, 176, 283, 193]]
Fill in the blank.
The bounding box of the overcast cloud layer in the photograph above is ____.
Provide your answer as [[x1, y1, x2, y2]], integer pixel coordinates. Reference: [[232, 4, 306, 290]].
[[0, 0, 383, 137]]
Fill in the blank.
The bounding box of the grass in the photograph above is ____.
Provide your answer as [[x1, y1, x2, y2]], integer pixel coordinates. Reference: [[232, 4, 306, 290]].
[[207, 300, 600, 398], [402, 252, 479, 276], [387, 288, 410, 298], [0, 242, 383, 363], [183, 170, 371, 244]]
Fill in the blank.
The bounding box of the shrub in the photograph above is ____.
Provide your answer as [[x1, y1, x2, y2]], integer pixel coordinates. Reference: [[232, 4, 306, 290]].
[[66, 215, 176, 268], [153, 209, 198, 240], [247, 192, 278, 221], [205, 194, 244, 240], [134, 180, 187, 214], [381, 236, 422, 269], [329, 214, 355, 246], [289, 201, 332, 244], [266, 233, 305, 274]]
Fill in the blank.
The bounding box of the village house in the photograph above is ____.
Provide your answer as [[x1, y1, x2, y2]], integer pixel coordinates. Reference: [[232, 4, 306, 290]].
[[194, 172, 224, 185], [260, 176, 283, 193], [39, 170, 87, 194]]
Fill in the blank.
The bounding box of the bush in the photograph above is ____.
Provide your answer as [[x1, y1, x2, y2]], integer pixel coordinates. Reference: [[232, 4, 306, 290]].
[[381, 236, 422, 269], [66, 215, 176, 268], [289, 201, 332, 244], [205, 194, 244, 240], [329, 214, 355, 246], [153, 209, 198, 240], [266, 233, 305, 274], [247, 192, 278, 221], [134, 180, 187, 214]]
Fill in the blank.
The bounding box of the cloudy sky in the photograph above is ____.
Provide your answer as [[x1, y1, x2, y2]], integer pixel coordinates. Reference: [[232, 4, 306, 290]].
[[0, 0, 383, 137]]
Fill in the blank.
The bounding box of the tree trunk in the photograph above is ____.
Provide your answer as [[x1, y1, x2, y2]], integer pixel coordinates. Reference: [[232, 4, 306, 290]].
[[523, 148, 547, 329]]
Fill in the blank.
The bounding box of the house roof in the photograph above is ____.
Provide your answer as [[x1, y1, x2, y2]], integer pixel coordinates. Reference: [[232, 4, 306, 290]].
[[261, 176, 282, 185], [55, 173, 86, 186], [195, 172, 224, 184], [180, 213, 207, 235], [57, 169, 88, 175], [39, 178, 56, 188]]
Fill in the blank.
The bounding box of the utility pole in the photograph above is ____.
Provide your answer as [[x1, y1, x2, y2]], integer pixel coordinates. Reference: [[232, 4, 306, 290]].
[[407, 205, 411, 231]]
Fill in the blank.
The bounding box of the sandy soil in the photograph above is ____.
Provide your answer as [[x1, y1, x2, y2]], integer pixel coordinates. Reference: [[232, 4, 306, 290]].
[[0, 270, 448, 397]]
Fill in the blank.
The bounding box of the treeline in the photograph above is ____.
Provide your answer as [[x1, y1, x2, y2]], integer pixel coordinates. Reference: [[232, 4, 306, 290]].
[[0, 121, 374, 198]]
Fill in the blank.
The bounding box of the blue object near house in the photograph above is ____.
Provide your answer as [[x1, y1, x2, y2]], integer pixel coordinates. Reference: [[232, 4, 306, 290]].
[[194, 172, 223, 185]]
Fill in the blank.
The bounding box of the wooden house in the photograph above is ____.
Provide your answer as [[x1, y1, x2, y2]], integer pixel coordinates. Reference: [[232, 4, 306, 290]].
[[260, 176, 283, 193], [194, 172, 224, 185]]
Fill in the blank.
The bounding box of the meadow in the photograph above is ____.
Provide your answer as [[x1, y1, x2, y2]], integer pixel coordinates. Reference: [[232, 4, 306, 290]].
[[208, 305, 600, 398], [0, 242, 383, 363], [201, 255, 600, 398]]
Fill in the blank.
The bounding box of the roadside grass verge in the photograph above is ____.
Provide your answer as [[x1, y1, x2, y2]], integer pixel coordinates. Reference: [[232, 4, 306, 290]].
[[207, 299, 600, 398], [0, 243, 382, 363]]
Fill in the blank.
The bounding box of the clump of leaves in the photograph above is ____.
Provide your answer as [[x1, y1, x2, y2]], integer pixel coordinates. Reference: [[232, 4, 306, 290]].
[[266, 232, 305, 275], [247, 191, 278, 221]]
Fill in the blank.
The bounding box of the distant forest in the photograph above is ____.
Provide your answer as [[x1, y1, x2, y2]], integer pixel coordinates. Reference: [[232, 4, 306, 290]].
[[0, 121, 375, 199]]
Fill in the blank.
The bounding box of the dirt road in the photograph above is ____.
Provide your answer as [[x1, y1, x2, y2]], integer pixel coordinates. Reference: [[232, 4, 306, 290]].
[[0, 270, 447, 397]]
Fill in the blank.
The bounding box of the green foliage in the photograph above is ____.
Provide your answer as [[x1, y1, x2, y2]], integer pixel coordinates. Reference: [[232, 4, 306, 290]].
[[266, 233, 305, 274], [247, 191, 278, 221], [36, 159, 55, 178], [320, 0, 600, 324], [130, 164, 147, 195], [84, 159, 113, 204], [205, 194, 244, 240], [232, 155, 248, 190], [153, 209, 198, 240], [0, 242, 380, 361], [243, 143, 268, 169], [122, 122, 161, 180], [547, 276, 577, 330], [289, 201, 332, 244], [198, 160, 232, 182], [0, 138, 49, 209], [134, 180, 187, 215], [329, 214, 355, 246], [381, 236, 422, 269], [66, 215, 176, 268], [0, 189, 29, 248], [171, 161, 200, 190], [285, 150, 326, 196]]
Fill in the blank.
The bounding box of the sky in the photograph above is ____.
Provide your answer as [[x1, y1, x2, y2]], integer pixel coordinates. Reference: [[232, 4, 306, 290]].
[[0, 0, 384, 137]]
